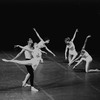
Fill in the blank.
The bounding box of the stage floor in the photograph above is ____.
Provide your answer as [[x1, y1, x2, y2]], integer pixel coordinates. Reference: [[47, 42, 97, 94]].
[[0, 51, 100, 100]]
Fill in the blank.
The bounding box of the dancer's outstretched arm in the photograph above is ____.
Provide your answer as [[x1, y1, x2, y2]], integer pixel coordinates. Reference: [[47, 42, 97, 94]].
[[72, 58, 83, 69], [41, 50, 47, 54], [33, 28, 43, 41], [15, 45, 33, 53], [69, 54, 82, 65], [71, 29, 78, 42], [81, 35, 91, 51], [12, 49, 25, 60], [14, 45, 23, 48], [45, 46, 56, 56]]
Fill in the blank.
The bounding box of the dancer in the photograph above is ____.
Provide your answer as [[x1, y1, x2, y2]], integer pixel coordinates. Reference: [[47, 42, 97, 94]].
[[69, 35, 100, 72], [2, 42, 47, 91], [12, 38, 39, 91], [33, 28, 56, 57], [65, 29, 78, 64], [72, 49, 93, 72], [14, 38, 33, 88]]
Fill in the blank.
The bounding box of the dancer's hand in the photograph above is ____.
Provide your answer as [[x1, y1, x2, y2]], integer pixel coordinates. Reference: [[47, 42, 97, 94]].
[[76, 29, 78, 32], [2, 59, 9, 62], [53, 54, 56, 57], [87, 35, 91, 38], [14, 45, 19, 48]]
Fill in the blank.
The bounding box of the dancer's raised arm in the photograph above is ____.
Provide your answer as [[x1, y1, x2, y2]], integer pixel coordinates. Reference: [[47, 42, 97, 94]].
[[71, 29, 78, 42], [81, 35, 91, 51], [33, 28, 43, 41]]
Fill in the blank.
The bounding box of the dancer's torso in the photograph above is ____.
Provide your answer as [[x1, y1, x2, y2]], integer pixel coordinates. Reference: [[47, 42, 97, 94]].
[[68, 42, 77, 54], [24, 46, 32, 59]]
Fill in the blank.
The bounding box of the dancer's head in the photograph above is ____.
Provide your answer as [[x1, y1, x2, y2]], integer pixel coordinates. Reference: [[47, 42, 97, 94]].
[[27, 38, 33, 45], [65, 37, 70, 44], [45, 39, 50, 44], [33, 42, 38, 48], [81, 50, 86, 55]]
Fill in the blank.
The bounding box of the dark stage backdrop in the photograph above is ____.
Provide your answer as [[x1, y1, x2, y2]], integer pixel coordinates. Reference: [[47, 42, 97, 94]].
[[0, 0, 100, 56]]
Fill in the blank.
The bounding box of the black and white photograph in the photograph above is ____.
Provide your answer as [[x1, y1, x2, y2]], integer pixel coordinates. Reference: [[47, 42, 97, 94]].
[[0, 0, 100, 100]]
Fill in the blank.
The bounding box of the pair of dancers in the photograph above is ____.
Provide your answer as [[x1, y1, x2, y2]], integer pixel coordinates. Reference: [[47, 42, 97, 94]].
[[65, 29, 100, 72], [2, 28, 56, 92]]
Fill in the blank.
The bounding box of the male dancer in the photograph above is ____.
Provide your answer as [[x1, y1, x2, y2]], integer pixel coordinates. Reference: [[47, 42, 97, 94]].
[[65, 29, 78, 65], [12, 38, 38, 91]]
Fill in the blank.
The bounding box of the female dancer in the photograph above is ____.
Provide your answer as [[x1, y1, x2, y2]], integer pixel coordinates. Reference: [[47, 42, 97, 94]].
[[65, 29, 78, 65], [33, 28, 56, 57]]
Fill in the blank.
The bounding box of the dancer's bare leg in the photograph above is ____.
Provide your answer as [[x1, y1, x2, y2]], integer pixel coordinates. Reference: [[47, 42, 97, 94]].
[[69, 52, 77, 65], [88, 69, 100, 72], [85, 60, 91, 72], [85, 59, 100, 72], [68, 54, 72, 64], [22, 73, 30, 87], [7, 59, 32, 65]]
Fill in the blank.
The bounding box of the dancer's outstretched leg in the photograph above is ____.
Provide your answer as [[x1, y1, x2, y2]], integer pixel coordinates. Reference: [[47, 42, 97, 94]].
[[85, 60, 92, 73]]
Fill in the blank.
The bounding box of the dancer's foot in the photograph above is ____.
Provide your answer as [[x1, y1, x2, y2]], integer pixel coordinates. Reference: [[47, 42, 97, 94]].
[[22, 81, 31, 87], [24, 83, 31, 87], [31, 86, 38, 92], [22, 81, 26, 87]]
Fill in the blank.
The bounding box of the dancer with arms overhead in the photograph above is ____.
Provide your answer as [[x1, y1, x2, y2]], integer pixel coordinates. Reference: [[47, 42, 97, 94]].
[[33, 28, 56, 58]]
